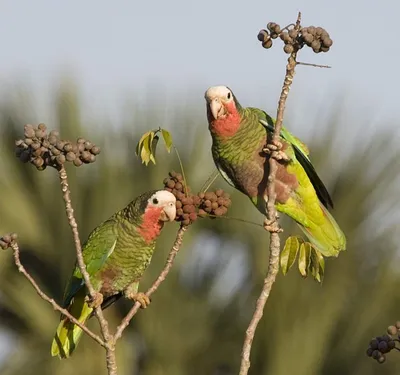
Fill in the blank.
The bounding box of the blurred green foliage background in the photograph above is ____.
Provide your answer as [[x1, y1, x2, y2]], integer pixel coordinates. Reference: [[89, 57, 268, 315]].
[[0, 81, 399, 375]]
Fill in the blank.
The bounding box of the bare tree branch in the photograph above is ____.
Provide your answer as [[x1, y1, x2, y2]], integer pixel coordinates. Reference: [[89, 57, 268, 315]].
[[238, 12, 302, 375], [57, 165, 117, 375], [8, 240, 105, 347], [114, 225, 187, 342], [297, 61, 331, 68]]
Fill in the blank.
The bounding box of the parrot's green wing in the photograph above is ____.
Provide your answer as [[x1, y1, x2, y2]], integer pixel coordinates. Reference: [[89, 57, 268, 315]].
[[62, 220, 118, 307], [257, 113, 334, 209]]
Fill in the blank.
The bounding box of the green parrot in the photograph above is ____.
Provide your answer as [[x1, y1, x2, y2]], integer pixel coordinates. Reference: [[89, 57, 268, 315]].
[[51, 190, 176, 359], [204, 85, 346, 257]]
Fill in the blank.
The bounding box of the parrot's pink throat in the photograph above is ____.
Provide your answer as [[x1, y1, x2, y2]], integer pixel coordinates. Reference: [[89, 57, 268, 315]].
[[208, 101, 241, 137], [138, 206, 164, 243]]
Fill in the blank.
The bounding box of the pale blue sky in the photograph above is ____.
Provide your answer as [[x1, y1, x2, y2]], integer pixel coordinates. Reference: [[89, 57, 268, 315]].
[[0, 0, 399, 128]]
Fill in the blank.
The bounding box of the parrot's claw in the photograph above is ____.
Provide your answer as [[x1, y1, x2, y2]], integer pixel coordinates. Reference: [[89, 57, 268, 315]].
[[126, 292, 151, 309], [86, 292, 104, 309], [263, 141, 290, 162], [264, 140, 283, 151], [272, 150, 290, 162], [263, 218, 283, 233]]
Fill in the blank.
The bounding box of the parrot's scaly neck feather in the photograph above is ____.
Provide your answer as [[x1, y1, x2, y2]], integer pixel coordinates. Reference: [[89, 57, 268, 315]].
[[137, 207, 163, 243]]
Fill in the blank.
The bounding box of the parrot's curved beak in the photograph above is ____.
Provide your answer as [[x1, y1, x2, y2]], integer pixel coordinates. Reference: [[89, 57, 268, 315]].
[[160, 202, 176, 222], [210, 98, 225, 120]]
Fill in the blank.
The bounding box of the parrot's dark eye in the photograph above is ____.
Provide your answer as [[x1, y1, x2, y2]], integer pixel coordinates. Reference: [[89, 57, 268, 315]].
[[227, 92, 231, 99], [152, 198, 159, 204]]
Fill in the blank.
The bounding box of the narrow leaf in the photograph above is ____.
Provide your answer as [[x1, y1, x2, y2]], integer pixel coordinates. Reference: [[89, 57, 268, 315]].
[[135, 131, 151, 156], [298, 242, 312, 277], [140, 132, 153, 166], [161, 129, 173, 153], [309, 247, 320, 278], [147, 134, 159, 165], [315, 249, 325, 283], [280, 236, 302, 275]]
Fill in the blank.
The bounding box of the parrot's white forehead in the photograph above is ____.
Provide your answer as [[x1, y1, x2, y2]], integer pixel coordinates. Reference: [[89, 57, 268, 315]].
[[149, 190, 176, 205], [205, 86, 231, 100]]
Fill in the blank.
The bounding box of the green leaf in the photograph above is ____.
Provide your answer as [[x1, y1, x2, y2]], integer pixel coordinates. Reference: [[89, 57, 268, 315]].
[[309, 247, 320, 277], [135, 131, 152, 156], [280, 236, 302, 275], [140, 132, 154, 166], [312, 248, 325, 283], [161, 129, 173, 153], [298, 242, 312, 277], [149, 134, 159, 165]]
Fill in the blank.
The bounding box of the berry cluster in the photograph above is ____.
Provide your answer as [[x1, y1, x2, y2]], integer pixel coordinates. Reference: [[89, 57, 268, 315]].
[[15, 123, 101, 170], [198, 190, 231, 218], [163, 171, 198, 226], [0, 233, 17, 250], [257, 21, 333, 54], [301, 26, 332, 53], [163, 171, 232, 226], [257, 22, 281, 49], [366, 322, 400, 364]]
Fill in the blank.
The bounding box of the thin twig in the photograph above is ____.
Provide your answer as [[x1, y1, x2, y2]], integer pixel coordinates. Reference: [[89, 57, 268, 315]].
[[57, 165, 117, 375], [205, 214, 264, 228], [200, 169, 220, 193], [297, 61, 331, 68], [8, 240, 105, 347], [238, 11, 302, 375], [114, 225, 187, 342], [173, 146, 189, 198]]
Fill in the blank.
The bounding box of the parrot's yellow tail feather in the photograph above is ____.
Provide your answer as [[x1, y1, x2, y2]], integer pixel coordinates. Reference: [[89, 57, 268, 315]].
[[51, 298, 93, 359], [299, 203, 346, 257]]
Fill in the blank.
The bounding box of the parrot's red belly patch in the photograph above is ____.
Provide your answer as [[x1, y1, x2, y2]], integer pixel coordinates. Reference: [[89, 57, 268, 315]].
[[100, 268, 119, 296], [138, 207, 164, 243]]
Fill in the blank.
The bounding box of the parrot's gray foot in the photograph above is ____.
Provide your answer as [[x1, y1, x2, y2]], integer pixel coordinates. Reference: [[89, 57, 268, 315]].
[[263, 217, 284, 233], [263, 141, 290, 162], [86, 292, 104, 309], [126, 292, 151, 309]]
